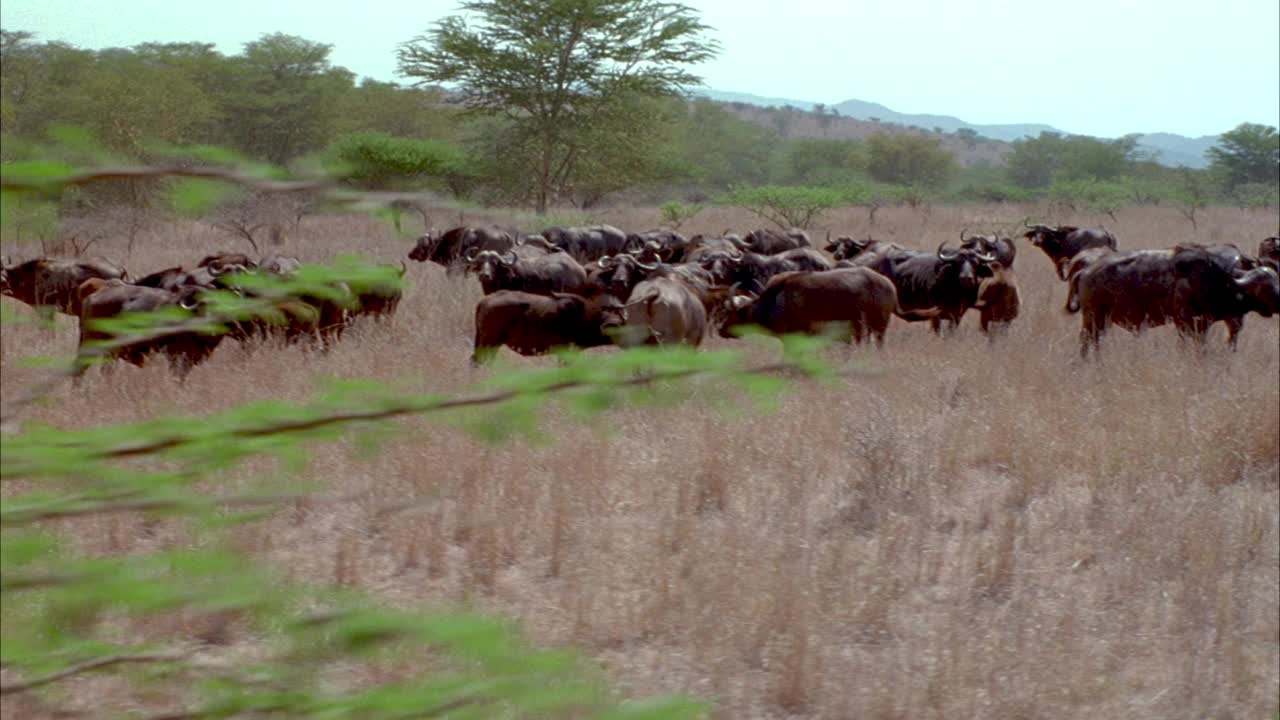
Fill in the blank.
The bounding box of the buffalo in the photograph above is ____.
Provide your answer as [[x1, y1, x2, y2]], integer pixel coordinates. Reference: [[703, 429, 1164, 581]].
[[538, 225, 627, 263], [1023, 222, 1118, 279], [1, 257, 129, 315], [973, 263, 1021, 336], [349, 261, 408, 322], [714, 267, 898, 346], [1258, 236, 1279, 271], [855, 242, 997, 332], [1059, 246, 1116, 283], [685, 233, 746, 263], [197, 252, 257, 273], [824, 236, 910, 263], [471, 287, 626, 364], [467, 247, 588, 296], [960, 231, 1016, 269], [615, 277, 707, 347], [697, 247, 833, 294], [75, 279, 224, 376], [592, 252, 662, 301], [736, 228, 811, 255], [409, 226, 516, 271], [1067, 245, 1279, 356], [623, 230, 691, 263]]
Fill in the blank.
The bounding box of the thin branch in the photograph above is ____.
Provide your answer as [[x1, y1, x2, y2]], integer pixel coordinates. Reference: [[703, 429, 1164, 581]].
[[9, 362, 809, 475], [3, 491, 367, 524], [0, 650, 193, 695]]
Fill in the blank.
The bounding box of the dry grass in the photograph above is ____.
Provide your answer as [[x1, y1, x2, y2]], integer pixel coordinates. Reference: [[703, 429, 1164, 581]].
[[2, 203, 1278, 719]]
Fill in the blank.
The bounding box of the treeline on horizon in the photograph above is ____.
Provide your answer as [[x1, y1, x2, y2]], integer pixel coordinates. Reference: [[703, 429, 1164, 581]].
[[1, 29, 1277, 215]]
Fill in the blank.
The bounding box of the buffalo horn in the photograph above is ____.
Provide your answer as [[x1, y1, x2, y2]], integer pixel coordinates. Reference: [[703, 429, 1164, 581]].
[[598, 254, 614, 270], [636, 258, 660, 271], [397, 260, 407, 277], [937, 241, 958, 260], [500, 251, 517, 266], [959, 228, 968, 242], [975, 249, 997, 262], [464, 246, 481, 262]]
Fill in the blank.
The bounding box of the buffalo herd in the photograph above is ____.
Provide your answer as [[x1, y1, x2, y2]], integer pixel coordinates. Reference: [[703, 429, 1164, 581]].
[[1, 221, 1277, 374]]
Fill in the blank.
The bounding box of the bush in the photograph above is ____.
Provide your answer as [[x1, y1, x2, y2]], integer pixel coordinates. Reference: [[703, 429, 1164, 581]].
[[323, 131, 464, 190], [720, 185, 846, 229]]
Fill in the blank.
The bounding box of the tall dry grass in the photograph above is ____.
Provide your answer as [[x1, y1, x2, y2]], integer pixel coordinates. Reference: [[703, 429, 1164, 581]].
[[2, 203, 1278, 719]]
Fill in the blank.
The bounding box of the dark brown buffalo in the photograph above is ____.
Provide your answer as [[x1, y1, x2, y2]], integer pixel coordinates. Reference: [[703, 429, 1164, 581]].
[[467, 248, 588, 296], [960, 230, 1016, 269], [1258, 236, 1279, 271], [197, 253, 257, 273], [1068, 245, 1279, 356], [714, 267, 898, 346], [685, 233, 744, 263], [623, 230, 691, 263], [592, 252, 662, 300], [1060, 246, 1116, 282], [973, 263, 1021, 336], [616, 277, 707, 347], [1023, 223, 1118, 279], [736, 228, 811, 255], [350, 261, 407, 322], [1, 257, 129, 315], [409, 226, 516, 271], [823, 236, 910, 263], [75, 279, 224, 376], [697, 247, 833, 294], [471, 287, 626, 364], [855, 242, 997, 333], [538, 225, 627, 263]]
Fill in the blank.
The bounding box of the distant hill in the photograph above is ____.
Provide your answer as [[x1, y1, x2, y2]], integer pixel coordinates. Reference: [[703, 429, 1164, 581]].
[[1131, 132, 1220, 169], [690, 88, 1219, 168]]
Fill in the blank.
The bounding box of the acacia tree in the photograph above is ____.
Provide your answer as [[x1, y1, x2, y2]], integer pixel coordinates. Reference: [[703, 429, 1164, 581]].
[[396, 0, 719, 214], [1207, 122, 1280, 191]]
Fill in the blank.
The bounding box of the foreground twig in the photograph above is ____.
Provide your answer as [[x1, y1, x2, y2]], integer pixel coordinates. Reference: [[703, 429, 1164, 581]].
[[26, 362, 802, 466], [0, 650, 193, 695]]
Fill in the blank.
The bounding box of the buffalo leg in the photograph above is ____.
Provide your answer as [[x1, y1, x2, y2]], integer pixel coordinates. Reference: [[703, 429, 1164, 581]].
[[1225, 317, 1243, 350]]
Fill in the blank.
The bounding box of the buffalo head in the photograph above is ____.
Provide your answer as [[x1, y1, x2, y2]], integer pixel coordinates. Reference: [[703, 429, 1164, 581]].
[[596, 253, 659, 299], [697, 249, 743, 285], [408, 230, 438, 262], [468, 249, 515, 285], [937, 241, 996, 290]]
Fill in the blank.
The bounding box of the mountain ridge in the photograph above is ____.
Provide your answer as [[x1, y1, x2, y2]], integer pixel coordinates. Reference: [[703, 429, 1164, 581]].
[[692, 88, 1219, 168]]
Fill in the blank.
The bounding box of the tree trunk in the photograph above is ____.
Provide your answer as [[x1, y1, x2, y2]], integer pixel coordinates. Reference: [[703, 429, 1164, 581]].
[[537, 128, 554, 215]]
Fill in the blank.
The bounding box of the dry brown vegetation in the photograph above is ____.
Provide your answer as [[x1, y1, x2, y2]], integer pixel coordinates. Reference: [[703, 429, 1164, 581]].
[[2, 204, 1278, 719]]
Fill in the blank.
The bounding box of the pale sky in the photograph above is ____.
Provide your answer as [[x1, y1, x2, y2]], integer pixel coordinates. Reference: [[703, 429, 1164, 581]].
[[3, 0, 1277, 139]]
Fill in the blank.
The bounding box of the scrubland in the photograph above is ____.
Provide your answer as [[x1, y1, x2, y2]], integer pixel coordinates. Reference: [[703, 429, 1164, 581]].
[[2, 204, 1277, 719]]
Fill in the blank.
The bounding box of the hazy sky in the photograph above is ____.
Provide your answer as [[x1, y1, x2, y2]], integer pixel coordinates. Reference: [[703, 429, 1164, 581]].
[[4, 0, 1277, 138]]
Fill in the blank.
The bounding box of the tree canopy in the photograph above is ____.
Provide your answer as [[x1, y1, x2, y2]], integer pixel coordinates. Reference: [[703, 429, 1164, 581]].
[[1207, 122, 1280, 191], [396, 0, 719, 212]]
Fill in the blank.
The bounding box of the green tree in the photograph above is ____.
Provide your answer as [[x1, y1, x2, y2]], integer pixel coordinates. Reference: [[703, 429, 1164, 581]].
[[864, 133, 956, 189], [224, 33, 354, 164], [335, 79, 456, 140], [1005, 132, 1063, 189], [1207, 122, 1280, 190], [672, 98, 778, 190], [397, 0, 719, 214], [69, 50, 218, 153], [1057, 135, 1136, 182], [779, 138, 863, 186]]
